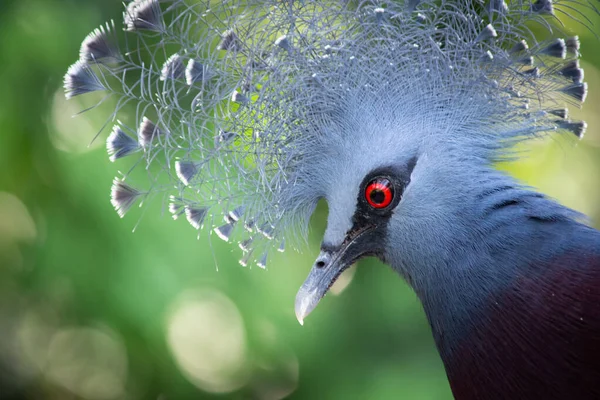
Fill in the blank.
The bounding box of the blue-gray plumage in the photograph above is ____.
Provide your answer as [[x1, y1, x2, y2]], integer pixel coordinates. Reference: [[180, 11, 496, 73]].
[[63, 0, 600, 398]]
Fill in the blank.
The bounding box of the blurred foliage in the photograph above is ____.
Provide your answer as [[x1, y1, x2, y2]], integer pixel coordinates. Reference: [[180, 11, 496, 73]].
[[0, 1, 599, 399]]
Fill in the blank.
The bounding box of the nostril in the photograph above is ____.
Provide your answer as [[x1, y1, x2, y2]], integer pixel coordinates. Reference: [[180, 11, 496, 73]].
[[316, 260, 326, 268]]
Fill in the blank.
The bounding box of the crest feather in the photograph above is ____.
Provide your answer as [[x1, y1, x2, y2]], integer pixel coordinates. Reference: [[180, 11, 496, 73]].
[[64, 0, 597, 266]]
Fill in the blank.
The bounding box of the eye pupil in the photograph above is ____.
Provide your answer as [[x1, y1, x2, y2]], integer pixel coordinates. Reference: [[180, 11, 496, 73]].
[[365, 178, 394, 209], [370, 190, 386, 204]]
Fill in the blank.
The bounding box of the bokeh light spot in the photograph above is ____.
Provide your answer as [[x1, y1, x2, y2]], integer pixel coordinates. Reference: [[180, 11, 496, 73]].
[[50, 89, 103, 154], [0, 192, 37, 243], [166, 289, 249, 394], [0, 192, 37, 269], [330, 264, 356, 295], [45, 327, 128, 400]]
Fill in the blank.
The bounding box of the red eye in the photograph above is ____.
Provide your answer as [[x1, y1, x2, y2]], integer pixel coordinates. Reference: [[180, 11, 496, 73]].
[[365, 178, 394, 209]]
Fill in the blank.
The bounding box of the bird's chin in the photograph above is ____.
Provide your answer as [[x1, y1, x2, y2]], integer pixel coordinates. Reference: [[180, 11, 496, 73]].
[[294, 227, 377, 325]]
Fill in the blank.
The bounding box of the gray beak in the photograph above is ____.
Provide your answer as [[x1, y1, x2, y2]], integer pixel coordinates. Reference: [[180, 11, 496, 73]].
[[295, 225, 378, 325], [294, 250, 344, 325], [295, 224, 383, 325]]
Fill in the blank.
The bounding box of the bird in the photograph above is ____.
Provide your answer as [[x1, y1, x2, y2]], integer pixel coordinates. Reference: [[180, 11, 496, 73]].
[[63, 0, 600, 398]]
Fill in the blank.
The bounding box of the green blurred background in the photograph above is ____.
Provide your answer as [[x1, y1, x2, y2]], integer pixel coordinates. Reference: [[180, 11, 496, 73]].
[[0, 1, 599, 399]]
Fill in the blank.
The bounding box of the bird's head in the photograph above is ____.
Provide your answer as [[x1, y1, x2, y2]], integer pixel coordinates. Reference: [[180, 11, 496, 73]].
[[295, 154, 418, 323], [292, 115, 470, 323]]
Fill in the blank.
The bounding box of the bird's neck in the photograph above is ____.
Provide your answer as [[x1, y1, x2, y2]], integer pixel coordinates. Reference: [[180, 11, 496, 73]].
[[386, 171, 600, 398], [388, 175, 582, 335]]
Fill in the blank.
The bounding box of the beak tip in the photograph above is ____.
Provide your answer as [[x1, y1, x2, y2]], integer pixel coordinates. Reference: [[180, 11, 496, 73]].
[[294, 288, 318, 326], [294, 305, 304, 325]]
